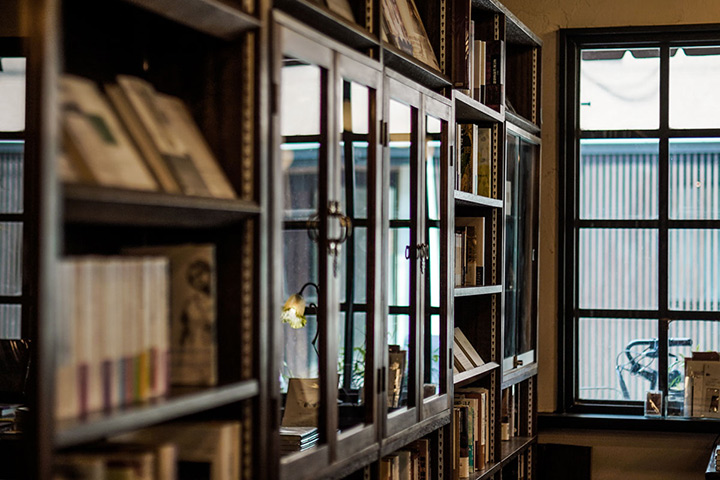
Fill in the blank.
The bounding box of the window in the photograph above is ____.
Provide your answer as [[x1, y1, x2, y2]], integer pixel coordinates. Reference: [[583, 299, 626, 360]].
[[0, 40, 26, 340], [559, 26, 720, 415]]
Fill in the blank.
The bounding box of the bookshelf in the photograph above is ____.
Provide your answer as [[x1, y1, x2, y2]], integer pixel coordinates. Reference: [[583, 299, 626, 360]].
[[16, 0, 539, 478]]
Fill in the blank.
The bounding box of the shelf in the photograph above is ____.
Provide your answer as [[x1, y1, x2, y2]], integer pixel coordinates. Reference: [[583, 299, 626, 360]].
[[454, 91, 505, 124], [455, 285, 502, 297], [275, 0, 378, 52], [380, 411, 452, 457], [454, 362, 500, 387], [63, 184, 261, 228], [501, 363, 538, 389], [383, 44, 452, 91], [470, 436, 536, 480], [55, 380, 259, 448], [455, 190, 503, 209], [506, 111, 541, 136], [471, 0, 542, 47], [124, 0, 261, 40]]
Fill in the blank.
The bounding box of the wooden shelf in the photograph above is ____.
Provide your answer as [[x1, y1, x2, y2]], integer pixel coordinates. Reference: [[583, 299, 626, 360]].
[[455, 190, 503, 209], [454, 91, 504, 124], [124, 0, 261, 40], [275, 0, 378, 52], [383, 44, 452, 91], [502, 363, 538, 389], [380, 411, 452, 457], [55, 380, 259, 448], [471, 0, 542, 47], [506, 111, 541, 136], [454, 362, 500, 387], [455, 285, 502, 297], [63, 184, 261, 228], [470, 436, 536, 480]]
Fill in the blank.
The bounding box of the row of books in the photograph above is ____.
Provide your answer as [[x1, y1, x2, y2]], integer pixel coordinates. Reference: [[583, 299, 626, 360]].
[[379, 438, 431, 480], [454, 217, 486, 288], [457, 124, 493, 198], [60, 74, 237, 198], [54, 420, 240, 480], [453, 327, 485, 375], [453, 387, 490, 479], [54, 244, 218, 420], [456, 20, 506, 109]]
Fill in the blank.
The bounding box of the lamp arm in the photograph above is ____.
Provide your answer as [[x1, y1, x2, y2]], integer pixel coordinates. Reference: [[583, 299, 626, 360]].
[[298, 282, 319, 297]]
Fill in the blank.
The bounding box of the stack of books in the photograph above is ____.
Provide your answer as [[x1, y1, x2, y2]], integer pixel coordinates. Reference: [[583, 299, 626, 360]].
[[279, 426, 318, 455]]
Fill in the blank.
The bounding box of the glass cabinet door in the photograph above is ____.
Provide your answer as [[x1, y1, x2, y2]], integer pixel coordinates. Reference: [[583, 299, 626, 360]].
[[503, 124, 540, 372]]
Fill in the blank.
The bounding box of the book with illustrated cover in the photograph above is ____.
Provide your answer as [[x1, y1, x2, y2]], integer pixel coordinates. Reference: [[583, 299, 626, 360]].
[[458, 124, 477, 194], [394, 0, 440, 70], [60, 74, 158, 192], [476, 128, 492, 198], [381, 0, 413, 56], [124, 244, 217, 387]]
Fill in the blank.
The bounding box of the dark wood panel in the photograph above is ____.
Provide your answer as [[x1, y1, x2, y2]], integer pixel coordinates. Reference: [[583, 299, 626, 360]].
[[124, 0, 260, 39], [55, 380, 259, 448], [64, 184, 261, 228]]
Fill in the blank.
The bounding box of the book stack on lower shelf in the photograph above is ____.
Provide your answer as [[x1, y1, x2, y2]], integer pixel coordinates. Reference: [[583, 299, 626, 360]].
[[453, 387, 490, 479], [55, 420, 240, 480], [379, 438, 431, 480], [279, 426, 318, 455]]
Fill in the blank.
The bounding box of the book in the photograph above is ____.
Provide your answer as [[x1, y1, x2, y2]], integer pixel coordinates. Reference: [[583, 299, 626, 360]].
[[381, 0, 413, 56], [457, 387, 489, 469], [154, 93, 237, 199], [388, 345, 407, 408], [124, 244, 217, 387], [405, 438, 430, 480], [324, 0, 355, 22], [282, 378, 320, 427], [454, 327, 485, 369], [393, 0, 440, 70], [59, 74, 159, 192], [112, 421, 240, 480], [476, 128, 492, 198], [458, 124, 477, 194], [455, 218, 485, 287]]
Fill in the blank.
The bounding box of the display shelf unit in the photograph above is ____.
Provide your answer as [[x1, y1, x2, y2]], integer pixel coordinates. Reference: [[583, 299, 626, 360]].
[[16, 0, 540, 477]]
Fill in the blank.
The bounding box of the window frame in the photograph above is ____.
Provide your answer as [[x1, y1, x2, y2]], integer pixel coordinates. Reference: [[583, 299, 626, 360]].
[[558, 25, 720, 415]]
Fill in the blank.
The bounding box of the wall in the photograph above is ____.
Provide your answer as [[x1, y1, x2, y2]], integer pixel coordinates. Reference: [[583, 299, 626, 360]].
[[497, 1, 720, 478]]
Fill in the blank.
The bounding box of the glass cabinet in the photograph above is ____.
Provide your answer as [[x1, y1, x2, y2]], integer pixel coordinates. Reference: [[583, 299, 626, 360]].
[[503, 123, 540, 373]]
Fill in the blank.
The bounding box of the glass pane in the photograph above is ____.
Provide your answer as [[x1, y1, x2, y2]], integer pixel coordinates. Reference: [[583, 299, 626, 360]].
[[424, 313, 440, 397], [282, 143, 320, 220], [580, 48, 659, 130], [338, 312, 367, 430], [670, 46, 720, 129], [281, 62, 321, 136], [426, 116, 442, 221], [578, 229, 658, 310], [505, 134, 538, 362], [578, 317, 657, 401], [669, 229, 720, 311], [340, 80, 371, 219], [667, 320, 720, 416], [388, 227, 410, 307], [345, 81, 369, 135], [0, 304, 21, 339], [669, 139, 720, 220], [353, 227, 367, 304], [388, 314, 410, 410], [0, 58, 26, 132], [0, 223, 22, 296], [389, 100, 412, 221], [352, 142, 369, 219], [0, 141, 23, 213], [428, 226, 440, 308], [580, 139, 659, 220]]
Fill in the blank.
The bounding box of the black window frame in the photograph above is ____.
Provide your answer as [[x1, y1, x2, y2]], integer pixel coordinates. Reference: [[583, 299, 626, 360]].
[[558, 24, 720, 415]]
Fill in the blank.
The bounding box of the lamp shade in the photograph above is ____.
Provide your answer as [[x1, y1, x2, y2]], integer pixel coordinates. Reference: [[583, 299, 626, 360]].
[[281, 293, 307, 329]]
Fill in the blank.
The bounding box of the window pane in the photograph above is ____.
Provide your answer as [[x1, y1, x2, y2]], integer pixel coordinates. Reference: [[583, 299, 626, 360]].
[[580, 139, 658, 220], [578, 317, 657, 401], [388, 227, 410, 307], [353, 227, 367, 304], [578, 228, 658, 310], [282, 230, 319, 301], [580, 49, 659, 130], [666, 320, 720, 416], [282, 143, 320, 220], [428, 227, 440, 308], [425, 313, 440, 397], [0, 141, 23, 213], [281, 62, 321, 136], [0, 304, 21, 339], [670, 47, 720, 129], [0, 223, 22, 296], [389, 99, 412, 221], [426, 116, 442, 222], [338, 312, 367, 430], [388, 314, 410, 410], [669, 139, 720, 220], [669, 229, 720, 311], [352, 142, 369, 219], [0, 58, 26, 132]]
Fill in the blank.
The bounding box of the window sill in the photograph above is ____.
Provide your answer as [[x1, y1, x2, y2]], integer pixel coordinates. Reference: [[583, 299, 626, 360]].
[[538, 412, 720, 434]]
